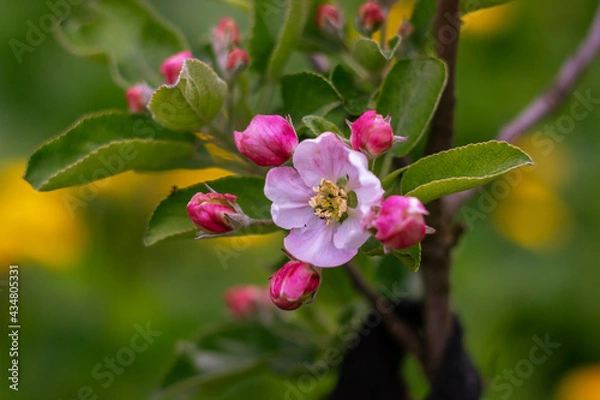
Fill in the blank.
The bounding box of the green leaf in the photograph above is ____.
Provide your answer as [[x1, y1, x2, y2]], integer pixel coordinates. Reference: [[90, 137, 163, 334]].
[[55, 0, 188, 87], [156, 322, 315, 399], [361, 237, 422, 272], [145, 176, 277, 246], [409, 0, 436, 49], [377, 58, 447, 157], [330, 65, 371, 115], [460, 0, 514, 14], [302, 115, 342, 136], [209, 0, 251, 12], [148, 59, 227, 131], [351, 38, 387, 72], [24, 111, 212, 191], [250, 0, 309, 79], [401, 141, 533, 203], [267, 1, 310, 79], [281, 72, 342, 122]]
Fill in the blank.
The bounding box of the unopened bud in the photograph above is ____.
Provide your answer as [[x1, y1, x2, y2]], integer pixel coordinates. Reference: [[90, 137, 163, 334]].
[[225, 48, 250, 78], [269, 261, 321, 311], [365, 196, 429, 251], [356, 2, 385, 36], [348, 110, 405, 158], [125, 83, 153, 114], [160, 50, 194, 85], [224, 285, 271, 320], [316, 4, 343, 37], [213, 17, 240, 54], [234, 115, 298, 167], [186, 192, 238, 234]]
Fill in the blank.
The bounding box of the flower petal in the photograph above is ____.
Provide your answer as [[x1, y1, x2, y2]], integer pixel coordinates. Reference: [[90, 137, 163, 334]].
[[333, 209, 371, 250], [345, 150, 384, 210], [284, 221, 357, 267], [265, 167, 315, 229], [293, 132, 350, 187]]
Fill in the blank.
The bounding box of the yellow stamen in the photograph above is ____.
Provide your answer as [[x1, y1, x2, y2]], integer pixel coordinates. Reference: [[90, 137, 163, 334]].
[[309, 179, 348, 225]]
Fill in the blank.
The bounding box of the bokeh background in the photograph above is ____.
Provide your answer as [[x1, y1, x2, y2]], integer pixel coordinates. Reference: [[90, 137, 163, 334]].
[[1, 0, 599, 399]]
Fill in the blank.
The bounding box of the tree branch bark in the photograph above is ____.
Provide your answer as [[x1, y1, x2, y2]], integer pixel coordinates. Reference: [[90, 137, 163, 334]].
[[421, 0, 461, 378], [344, 263, 425, 367]]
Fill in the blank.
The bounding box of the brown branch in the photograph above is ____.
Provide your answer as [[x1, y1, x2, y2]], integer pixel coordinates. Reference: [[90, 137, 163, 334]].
[[447, 4, 600, 215], [344, 263, 425, 366], [420, 0, 461, 378], [498, 4, 600, 143]]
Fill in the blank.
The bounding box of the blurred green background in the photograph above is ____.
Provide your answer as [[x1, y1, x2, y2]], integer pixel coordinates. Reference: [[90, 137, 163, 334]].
[[1, 0, 599, 399]]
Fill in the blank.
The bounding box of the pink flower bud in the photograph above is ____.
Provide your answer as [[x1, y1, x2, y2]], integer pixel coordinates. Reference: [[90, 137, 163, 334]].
[[225, 48, 250, 76], [348, 110, 403, 158], [366, 196, 429, 250], [160, 50, 193, 85], [125, 83, 153, 114], [269, 261, 321, 311], [213, 17, 240, 53], [316, 4, 343, 36], [356, 2, 385, 36], [186, 192, 238, 234], [234, 115, 298, 167], [224, 285, 270, 320]]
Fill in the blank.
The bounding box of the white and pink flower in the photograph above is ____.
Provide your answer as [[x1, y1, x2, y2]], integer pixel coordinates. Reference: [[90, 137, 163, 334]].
[[264, 132, 384, 267]]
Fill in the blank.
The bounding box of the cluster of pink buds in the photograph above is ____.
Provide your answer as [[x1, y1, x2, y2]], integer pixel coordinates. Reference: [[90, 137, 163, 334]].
[[212, 17, 249, 80], [356, 2, 385, 37], [189, 108, 431, 312]]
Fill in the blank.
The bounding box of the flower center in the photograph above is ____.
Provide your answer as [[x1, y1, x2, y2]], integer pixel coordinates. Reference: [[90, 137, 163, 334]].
[[308, 179, 348, 225]]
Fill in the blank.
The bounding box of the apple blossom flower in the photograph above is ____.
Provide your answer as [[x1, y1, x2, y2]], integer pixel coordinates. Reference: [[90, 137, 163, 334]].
[[186, 192, 238, 234], [264, 132, 384, 267], [356, 2, 385, 36], [365, 195, 429, 250], [224, 285, 271, 320], [348, 110, 407, 158], [234, 115, 298, 167], [160, 50, 193, 84], [125, 83, 153, 114], [269, 261, 321, 310]]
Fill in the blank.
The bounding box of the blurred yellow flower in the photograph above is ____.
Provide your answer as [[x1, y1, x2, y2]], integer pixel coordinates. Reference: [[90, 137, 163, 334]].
[[462, 3, 518, 37], [0, 161, 86, 269], [492, 135, 574, 250], [555, 364, 600, 400]]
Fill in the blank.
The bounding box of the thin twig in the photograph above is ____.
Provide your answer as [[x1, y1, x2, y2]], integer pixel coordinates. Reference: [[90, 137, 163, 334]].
[[447, 4, 600, 215], [498, 4, 600, 143], [420, 0, 461, 379], [344, 263, 425, 366]]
